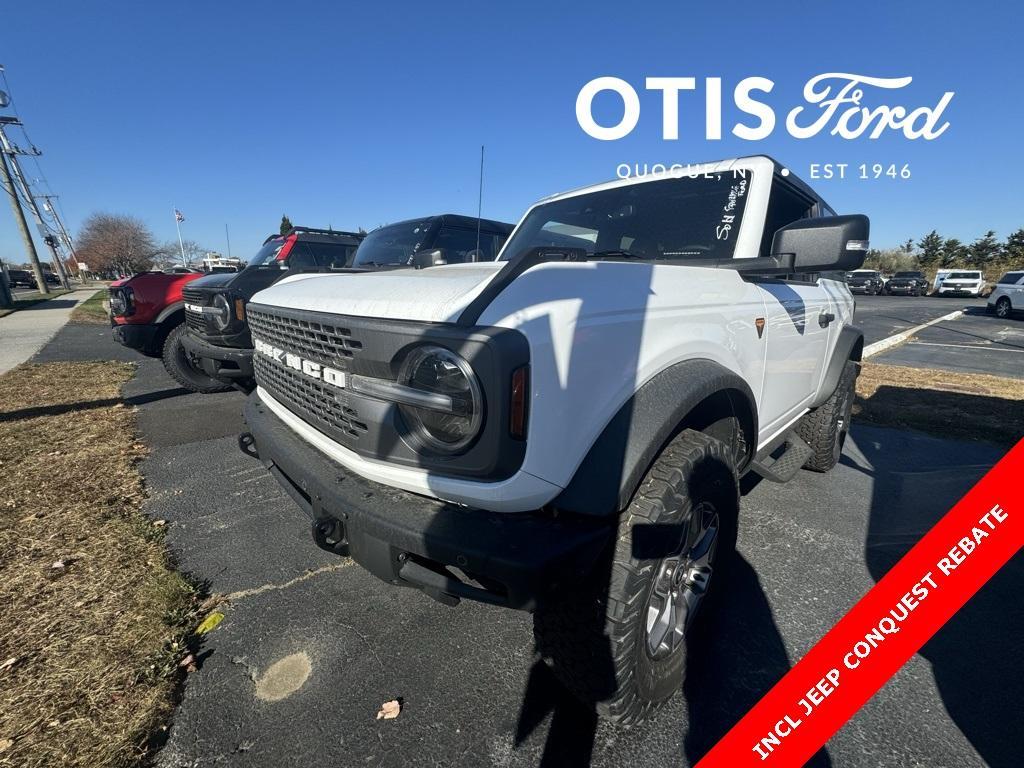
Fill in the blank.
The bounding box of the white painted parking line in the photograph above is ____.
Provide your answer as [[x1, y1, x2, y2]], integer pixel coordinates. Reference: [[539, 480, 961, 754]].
[[863, 310, 965, 358], [907, 341, 1024, 354]]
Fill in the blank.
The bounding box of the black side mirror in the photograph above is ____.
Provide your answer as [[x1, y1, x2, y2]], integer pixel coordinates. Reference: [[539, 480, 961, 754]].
[[770, 214, 870, 273], [411, 248, 448, 269]]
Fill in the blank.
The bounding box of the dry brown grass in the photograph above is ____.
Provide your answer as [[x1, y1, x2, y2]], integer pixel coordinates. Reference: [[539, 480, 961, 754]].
[[855, 362, 1024, 446], [0, 362, 201, 767]]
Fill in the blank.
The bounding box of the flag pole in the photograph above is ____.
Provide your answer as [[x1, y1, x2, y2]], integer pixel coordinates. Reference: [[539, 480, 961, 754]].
[[475, 145, 484, 258], [174, 207, 186, 267]]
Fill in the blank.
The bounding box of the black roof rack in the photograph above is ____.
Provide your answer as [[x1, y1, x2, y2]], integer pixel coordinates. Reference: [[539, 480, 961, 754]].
[[262, 227, 365, 245]]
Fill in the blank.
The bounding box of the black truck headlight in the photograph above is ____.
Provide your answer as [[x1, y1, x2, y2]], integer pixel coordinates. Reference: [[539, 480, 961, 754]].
[[397, 346, 483, 453], [212, 293, 232, 331]]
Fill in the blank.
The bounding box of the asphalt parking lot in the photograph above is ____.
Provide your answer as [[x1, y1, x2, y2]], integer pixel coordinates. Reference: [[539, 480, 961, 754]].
[[855, 294, 1024, 379], [33, 310, 1022, 768]]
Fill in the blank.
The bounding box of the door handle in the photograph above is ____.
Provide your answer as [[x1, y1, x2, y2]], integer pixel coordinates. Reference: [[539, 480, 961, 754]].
[[818, 312, 835, 328]]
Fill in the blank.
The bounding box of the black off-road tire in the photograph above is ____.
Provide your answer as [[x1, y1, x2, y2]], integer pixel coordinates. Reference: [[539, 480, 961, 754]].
[[161, 323, 231, 394], [796, 360, 857, 472], [533, 429, 739, 723]]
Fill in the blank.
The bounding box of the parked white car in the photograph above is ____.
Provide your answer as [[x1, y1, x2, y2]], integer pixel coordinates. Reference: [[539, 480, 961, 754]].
[[987, 270, 1024, 318], [936, 269, 985, 297]]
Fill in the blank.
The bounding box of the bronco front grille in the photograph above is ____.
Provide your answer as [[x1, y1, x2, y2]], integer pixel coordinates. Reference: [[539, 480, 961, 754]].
[[248, 306, 368, 444], [247, 307, 363, 369], [181, 287, 207, 332], [253, 353, 369, 441]]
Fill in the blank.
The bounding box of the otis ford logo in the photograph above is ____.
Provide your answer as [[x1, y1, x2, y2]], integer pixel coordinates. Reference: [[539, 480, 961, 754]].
[[253, 338, 346, 389]]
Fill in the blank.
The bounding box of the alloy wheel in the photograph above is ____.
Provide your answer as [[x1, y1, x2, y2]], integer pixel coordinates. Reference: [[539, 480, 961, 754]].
[[644, 501, 719, 660]]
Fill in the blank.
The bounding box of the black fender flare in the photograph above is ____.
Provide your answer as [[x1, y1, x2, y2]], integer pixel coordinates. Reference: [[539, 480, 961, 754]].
[[811, 325, 863, 408], [553, 359, 758, 517]]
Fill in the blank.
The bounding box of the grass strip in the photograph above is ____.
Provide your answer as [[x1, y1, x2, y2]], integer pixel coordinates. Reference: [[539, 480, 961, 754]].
[[0, 362, 202, 767], [855, 362, 1024, 446]]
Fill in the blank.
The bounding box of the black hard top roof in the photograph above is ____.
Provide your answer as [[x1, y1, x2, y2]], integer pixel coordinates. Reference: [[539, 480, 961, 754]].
[[376, 214, 515, 235]]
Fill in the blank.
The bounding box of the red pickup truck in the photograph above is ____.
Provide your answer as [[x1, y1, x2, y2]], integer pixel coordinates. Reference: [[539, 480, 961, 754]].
[[109, 270, 232, 392]]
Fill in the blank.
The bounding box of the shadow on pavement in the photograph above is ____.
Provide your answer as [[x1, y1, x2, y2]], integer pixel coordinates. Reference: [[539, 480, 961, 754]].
[[124, 386, 193, 406], [21, 298, 79, 311], [852, 425, 1022, 768], [855, 385, 1023, 447]]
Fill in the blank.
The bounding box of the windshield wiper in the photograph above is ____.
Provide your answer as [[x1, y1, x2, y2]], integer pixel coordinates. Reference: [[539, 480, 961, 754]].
[[588, 249, 644, 260]]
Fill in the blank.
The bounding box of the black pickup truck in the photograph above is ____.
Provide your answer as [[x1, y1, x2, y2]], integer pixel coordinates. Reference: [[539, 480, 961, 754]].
[[180, 215, 513, 392]]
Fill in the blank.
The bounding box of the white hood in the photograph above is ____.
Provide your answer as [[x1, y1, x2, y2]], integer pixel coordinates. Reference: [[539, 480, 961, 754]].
[[249, 262, 505, 323]]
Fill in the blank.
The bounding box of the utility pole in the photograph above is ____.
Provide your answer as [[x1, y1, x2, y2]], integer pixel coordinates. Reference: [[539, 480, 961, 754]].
[[0, 133, 48, 293], [39, 194, 79, 278], [0, 119, 70, 289]]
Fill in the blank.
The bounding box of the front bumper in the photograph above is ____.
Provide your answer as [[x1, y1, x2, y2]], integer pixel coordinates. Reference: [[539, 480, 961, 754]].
[[111, 321, 161, 356], [241, 392, 612, 611], [181, 333, 254, 385], [938, 287, 979, 296]]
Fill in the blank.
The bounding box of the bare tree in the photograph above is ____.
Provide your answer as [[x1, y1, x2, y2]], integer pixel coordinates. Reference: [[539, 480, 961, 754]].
[[75, 213, 161, 276], [179, 239, 208, 268]]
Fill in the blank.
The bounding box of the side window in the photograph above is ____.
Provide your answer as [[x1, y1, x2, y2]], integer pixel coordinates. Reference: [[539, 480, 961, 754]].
[[434, 227, 500, 263], [286, 242, 318, 270], [308, 242, 356, 270], [759, 182, 816, 257]]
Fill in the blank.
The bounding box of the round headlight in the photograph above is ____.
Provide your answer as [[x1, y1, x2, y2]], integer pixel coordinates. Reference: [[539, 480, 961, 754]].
[[212, 293, 232, 330], [398, 346, 483, 453], [109, 290, 127, 316]]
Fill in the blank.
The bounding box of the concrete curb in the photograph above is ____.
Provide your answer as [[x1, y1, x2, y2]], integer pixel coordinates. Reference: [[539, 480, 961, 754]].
[[863, 309, 964, 359]]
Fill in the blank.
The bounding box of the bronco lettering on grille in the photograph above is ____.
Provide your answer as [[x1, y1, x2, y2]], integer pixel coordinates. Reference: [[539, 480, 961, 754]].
[[253, 338, 346, 389]]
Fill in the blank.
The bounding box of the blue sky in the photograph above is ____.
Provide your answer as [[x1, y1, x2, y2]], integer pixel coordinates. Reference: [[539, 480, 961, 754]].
[[1, 0, 1021, 263]]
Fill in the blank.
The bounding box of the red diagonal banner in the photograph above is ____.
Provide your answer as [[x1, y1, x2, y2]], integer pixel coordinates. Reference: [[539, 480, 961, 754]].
[[697, 438, 1024, 768]]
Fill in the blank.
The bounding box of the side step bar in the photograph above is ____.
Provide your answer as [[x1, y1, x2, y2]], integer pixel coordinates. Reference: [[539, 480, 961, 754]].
[[749, 432, 813, 483]]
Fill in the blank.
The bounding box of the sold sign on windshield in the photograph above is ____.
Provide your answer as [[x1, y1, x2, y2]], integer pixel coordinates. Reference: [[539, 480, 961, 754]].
[[697, 439, 1023, 767]]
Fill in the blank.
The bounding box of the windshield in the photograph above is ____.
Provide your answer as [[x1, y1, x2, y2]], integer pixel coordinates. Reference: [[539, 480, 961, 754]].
[[499, 173, 751, 262], [998, 273, 1023, 284], [249, 238, 288, 266], [894, 272, 921, 278], [948, 272, 980, 279], [352, 220, 433, 267], [851, 271, 878, 277]]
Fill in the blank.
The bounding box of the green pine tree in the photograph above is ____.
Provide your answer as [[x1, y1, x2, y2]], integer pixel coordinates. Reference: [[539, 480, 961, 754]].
[[968, 230, 1001, 267], [1003, 228, 1024, 264], [940, 238, 966, 268], [916, 230, 943, 268], [280, 214, 294, 235]]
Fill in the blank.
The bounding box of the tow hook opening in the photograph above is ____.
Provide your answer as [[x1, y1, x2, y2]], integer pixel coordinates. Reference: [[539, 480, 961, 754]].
[[312, 516, 349, 556], [237, 431, 258, 459]]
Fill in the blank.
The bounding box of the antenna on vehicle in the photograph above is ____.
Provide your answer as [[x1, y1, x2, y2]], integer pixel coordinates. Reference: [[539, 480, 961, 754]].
[[475, 145, 484, 260]]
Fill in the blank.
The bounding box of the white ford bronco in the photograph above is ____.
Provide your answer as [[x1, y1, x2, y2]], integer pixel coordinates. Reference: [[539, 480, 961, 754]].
[[239, 155, 868, 721]]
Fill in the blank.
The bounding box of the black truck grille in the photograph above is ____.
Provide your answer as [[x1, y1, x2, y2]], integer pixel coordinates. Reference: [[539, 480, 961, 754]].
[[247, 308, 363, 368], [181, 287, 207, 332], [253, 353, 369, 440], [248, 307, 368, 444]]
